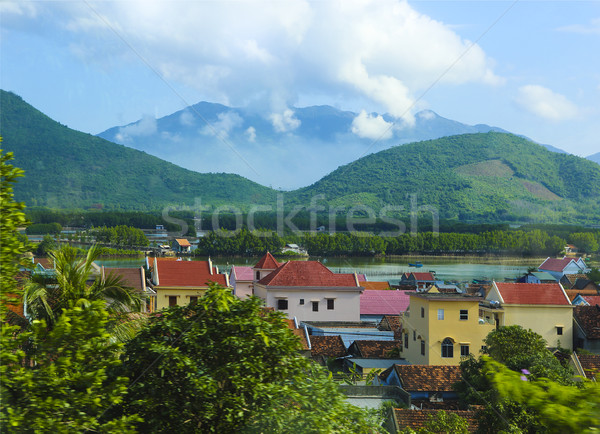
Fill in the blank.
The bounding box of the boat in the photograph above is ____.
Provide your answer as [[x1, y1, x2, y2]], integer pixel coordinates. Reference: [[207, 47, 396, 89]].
[[408, 261, 423, 268]]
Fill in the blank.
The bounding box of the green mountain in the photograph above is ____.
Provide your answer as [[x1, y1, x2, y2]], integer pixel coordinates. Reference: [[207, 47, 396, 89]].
[[0, 90, 276, 210], [289, 133, 600, 224]]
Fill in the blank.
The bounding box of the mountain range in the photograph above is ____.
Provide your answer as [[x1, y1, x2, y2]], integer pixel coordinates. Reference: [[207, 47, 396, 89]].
[[2, 89, 599, 225], [98, 102, 517, 190]]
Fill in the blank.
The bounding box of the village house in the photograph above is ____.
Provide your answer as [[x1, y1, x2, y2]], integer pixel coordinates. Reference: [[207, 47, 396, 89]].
[[360, 289, 410, 323], [399, 272, 438, 291], [148, 257, 229, 310], [171, 238, 192, 253], [102, 266, 154, 313], [229, 265, 254, 298], [538, 256, 590, 281], [253, 260, 364, 322]]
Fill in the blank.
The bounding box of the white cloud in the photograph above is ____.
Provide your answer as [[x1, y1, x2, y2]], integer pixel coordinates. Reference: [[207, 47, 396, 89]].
[[201, 111, 243, 138], [515, 85, 579, 121], [245, 126, 257, 142], [557, 18, 600, 35], [0, 2, 37, 17], [116, 114, 157, 142], [417, 110, 436, 121], [179, 110, 195, 126], [38, 0, 500, 119], [351, 110, 394, 140], [269, 109, 301, 133]]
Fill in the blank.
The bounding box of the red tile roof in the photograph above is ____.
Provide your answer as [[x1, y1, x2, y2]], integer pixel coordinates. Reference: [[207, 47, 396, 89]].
[[231, 266, 254, 281], [257, 261, 359, 288], [174, 238, 191, 247], [104, 267, 145, 292], [387, 365, 461, 392], [254, 252, 280, 270], [360, 290, 410, 315], [33, 257, 53, 269], [566, 288, 599, 301], [284, 319, 310, 350], [574, 305, 600, 339], [349, 340, 402, 358], [583, 295, 600, 306], [362, 281, 391, 290], [393, 409, 478, 432], [154, 259, 227, 287], [412, 272, 436, 281], [578, 354, 600, 380], [494, 282, 570, 305], [539, 257, 577, 272], [309, 335, 347, 357]]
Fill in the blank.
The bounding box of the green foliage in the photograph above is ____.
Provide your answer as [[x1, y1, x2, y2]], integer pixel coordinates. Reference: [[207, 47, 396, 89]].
[[1, 90, 276, 210], [397, 410, 470, 434], [34, 235, 57, 256], [483, 325, 573, 384], [24, 244, 143, 340], [569, 232, 600, 254], [25, 222, 62, 235], [92, 225, 149, 247], [114, 284, 381, 433], [483, 356, 600, 433], [0, 300, 140, 432], [0, 147, 30, 318]]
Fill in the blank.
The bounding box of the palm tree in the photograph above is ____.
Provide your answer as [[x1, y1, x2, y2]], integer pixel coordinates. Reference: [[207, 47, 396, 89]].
[[24, 244, 144, 341]]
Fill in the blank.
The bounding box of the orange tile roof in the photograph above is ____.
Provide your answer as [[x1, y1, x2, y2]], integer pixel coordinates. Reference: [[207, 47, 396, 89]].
[[362, 281, 391, 290], [105, 267, 145, 292], [174, 238, 191, 247], [309, 335, 347, 357], [393, 409, 478, 432], [387, 365, 461, 392], [412, 272, 436, 281], [566, 288, 599, 301], [583, 295, 600, 306], [257, 261, 358, 288], [284, 318, 310, 350], [254, 252, 280, 270], [349, 340, 402, 358], [494, 282, 570, 305], [154, 259, 227, 287]]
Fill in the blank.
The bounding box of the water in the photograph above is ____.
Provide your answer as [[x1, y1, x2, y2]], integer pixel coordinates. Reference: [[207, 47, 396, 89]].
[[96, 256, 537, 283]]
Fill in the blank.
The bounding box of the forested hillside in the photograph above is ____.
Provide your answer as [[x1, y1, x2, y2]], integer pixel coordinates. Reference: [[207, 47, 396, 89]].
[[0, 90, 276, 210], [290, 133, 600, 224]]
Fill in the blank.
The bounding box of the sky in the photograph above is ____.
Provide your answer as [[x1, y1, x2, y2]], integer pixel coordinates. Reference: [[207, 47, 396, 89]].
[[1, 0, 599, 159]]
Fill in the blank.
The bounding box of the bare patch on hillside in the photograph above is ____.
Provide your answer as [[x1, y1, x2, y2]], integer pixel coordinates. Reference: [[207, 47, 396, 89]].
[[520, 180, 562, 201], [454, 159, 514, 177]]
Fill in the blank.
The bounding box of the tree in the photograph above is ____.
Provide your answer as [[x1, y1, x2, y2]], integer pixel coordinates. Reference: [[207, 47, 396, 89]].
[[113, 284, 381, 433], [35, 234, 57, 256], [398, 410, 470, 434], [23, 244, 143, 341], [0, 147, 30, 319], [483, 325, 572, 384], [483, 356, 600, 433], [0, 300, 140, 432]]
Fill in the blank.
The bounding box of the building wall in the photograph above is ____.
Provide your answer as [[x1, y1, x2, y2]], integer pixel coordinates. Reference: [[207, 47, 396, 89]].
[[503, 305, 574, 350], [254, 285, 361, 322], [155, 287, 208, 310], [402, 297, 494, 365]]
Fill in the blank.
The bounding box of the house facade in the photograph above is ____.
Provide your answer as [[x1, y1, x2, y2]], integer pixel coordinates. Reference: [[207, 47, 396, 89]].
[[149, 258, 229, 310], [229, 265, 254, 298], [253, 260, 363, 322], [538, 257, 589, 281]]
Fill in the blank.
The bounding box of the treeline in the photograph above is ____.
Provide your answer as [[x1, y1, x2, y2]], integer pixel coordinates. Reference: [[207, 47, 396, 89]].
[[91, 225, 149, 247], [195, 228, 580, 257], [25, 222, 62, 235]]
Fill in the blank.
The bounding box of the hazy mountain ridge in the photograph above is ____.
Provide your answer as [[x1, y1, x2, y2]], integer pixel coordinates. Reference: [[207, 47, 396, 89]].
[[98, 103, 522, 190], [587, 152, 600, 164]]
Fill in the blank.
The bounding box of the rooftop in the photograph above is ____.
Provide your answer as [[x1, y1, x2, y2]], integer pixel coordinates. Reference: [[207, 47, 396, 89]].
[[103, 267, 145, 292], [349, 340, 402, 358], [574, 305, 600, 339], [257, 261, 359, 288], [392, 409, 478, 432], [153, 258, 227, 287], [384, 364, 462, 392], [361, 290, 410, 315], [254, 252, 280, 270], [494, 282, 570, 305], [231, 265, 254, 281], [309, 335, 347, 357], [539, 257, 579, 272]]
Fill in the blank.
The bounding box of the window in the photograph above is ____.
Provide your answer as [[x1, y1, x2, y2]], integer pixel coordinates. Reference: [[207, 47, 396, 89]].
[[460, 309, 468, 320], [312, 301, 319, 312], [421, 340, 425, 356], [168, 296, 177, 307], [327, 299, 335, 310], [256, 271, 260, 280], [421, 307, 424, 318], [413, 330, 416, 341], [557, 326, 563, 335], [437, 309, 444, 320], [481, 345, 487, 353], [189, 296, 198, 304], [460, 344, 470, 357], [441, 338, 454, 358], [404, 333, 409, 349], [299, 299, 304, 305], [277, 299, 288, 310]]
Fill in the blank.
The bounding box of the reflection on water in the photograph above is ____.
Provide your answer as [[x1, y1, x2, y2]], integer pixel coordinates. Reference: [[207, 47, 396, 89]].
[[95, 255, 537, 283]]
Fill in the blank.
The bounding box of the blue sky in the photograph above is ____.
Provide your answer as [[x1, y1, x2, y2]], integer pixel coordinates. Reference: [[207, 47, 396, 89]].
[[1, 0, 599, 158]]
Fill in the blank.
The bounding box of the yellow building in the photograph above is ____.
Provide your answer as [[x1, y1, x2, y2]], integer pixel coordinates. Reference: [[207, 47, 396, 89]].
[[149, 257, 230, 310], [401, 292, 495, 365], [402, 281, 574, 365]]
